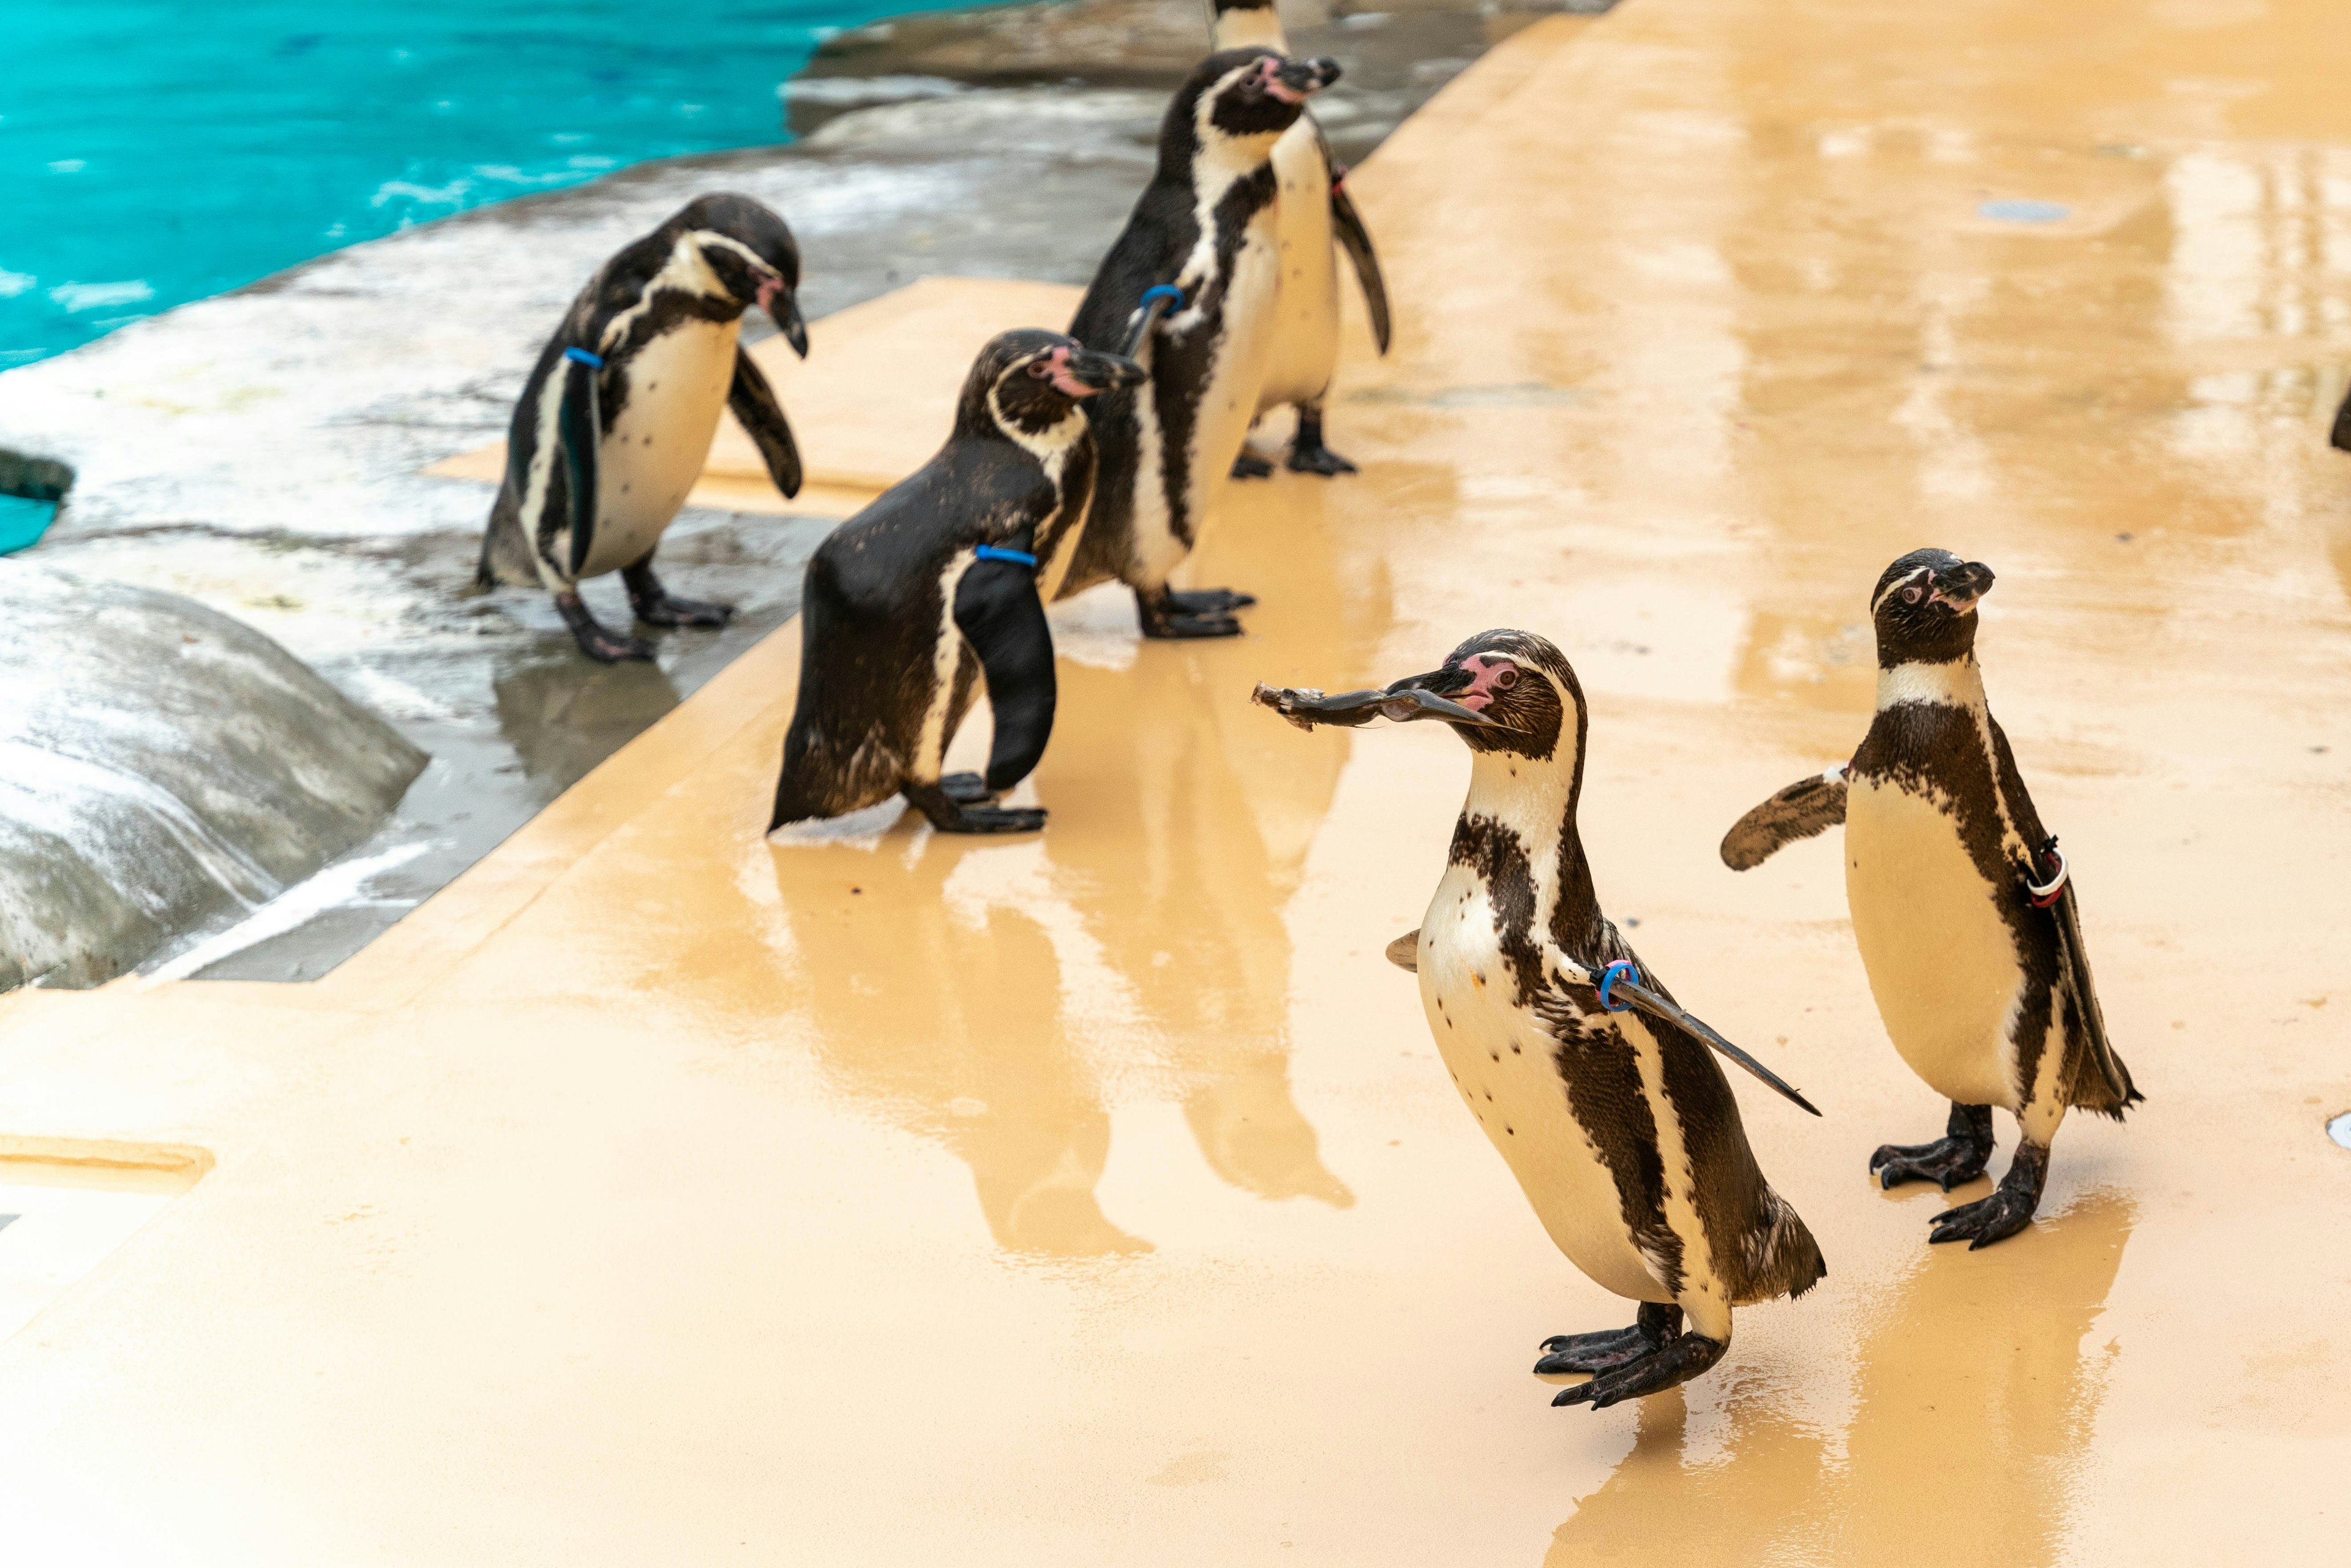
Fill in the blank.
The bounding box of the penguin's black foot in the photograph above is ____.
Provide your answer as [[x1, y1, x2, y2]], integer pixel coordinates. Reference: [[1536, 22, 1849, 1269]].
[[1551, 1330, 1727, 1410], [1230, 452, 1276, 480], [1535, 1304, 1682, 1376], [623, 563, 733, 628], [556, 592, 654, 664], [939, 772, 997, 806], [1928, 1139, 2050, 1251], [1136, 585, 1244, 639], [904, 782, 1045, 835], [1870, 1136, 1991, 1191], [632, 592, 734, 629], [1286, 440, 1359, 476], [1870, 1101, 1995, 1190], [1163, 587, 1258, 614]]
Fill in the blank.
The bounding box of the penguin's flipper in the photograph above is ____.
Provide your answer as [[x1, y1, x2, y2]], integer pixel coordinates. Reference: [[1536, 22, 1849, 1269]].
[[2331, 383, 2351, 452], [1720, 763, 1849, 870], [558, 348, 604, 578], [953, 552, 1057, 793], [1385, 930, 1420, 972], [1330, 184, 1393, 356], [729, 348, 804, 500], [2046, 871, 2142, 1114]]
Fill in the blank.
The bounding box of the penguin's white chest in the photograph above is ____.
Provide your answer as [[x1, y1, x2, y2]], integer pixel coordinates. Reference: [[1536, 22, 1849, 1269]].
[[1845, 775, 2024, 1108], [1256, 122, 1340, 412], [1416, 865, 1667, 1304], [584, 317, 741, 578]]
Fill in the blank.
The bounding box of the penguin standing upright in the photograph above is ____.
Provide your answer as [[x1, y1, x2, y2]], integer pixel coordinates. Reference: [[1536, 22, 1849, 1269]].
[[1256, 631, 1826, 1408], [478, 193, 810, 663], [1207, 0, 1392, 478], [769, 331, 1143, 835], [1057, 49, 1343, 639], [1721, 549, 2141, 1249]]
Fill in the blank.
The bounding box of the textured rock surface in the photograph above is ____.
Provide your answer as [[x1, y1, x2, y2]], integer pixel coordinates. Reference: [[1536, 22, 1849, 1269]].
[[0, 563, 425, 989]]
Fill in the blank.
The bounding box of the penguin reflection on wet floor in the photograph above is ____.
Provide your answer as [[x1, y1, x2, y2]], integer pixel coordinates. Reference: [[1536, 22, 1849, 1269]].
[[478, 193, 809, 664], [768, 331, 1143, 836], [1057, 48, 1343, 638], [1721, 549, 2140, 1250], [1256, 632, 1826, 1407]]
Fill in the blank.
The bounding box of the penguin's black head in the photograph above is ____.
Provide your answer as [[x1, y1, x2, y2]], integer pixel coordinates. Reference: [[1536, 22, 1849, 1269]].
[[1870, 548, 1996, 667], [1166, 50, 1341, 168], [960, 329, 1146, 440], [676, 193, 809, 358], [1256, 629, 1587, 769]]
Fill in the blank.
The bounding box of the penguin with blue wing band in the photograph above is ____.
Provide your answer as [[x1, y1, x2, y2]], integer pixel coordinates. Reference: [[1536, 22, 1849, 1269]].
[[1256, 631, 1826, 1409], [1209, 0, 1392, 478], [478, 193, 809, 663], [1059, 49, 1343, 639], [1721, 549, 2142, 1250], [770, 332, 1143, 836]]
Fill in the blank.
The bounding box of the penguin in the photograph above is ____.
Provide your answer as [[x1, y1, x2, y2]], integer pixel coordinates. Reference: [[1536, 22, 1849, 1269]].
[[768, 331, 1144, 835], [1254, 630, 1826, 1408], [2331, 382, 2351, 452], [1057, 48, 1343, 639], [1207, 0, 1392, 479], [478, 193, 811, 664], [1720, 549, 2141, 1249]]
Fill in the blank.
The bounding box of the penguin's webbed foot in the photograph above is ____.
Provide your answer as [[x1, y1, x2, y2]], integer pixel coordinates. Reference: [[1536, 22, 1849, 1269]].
[[1870, 1101, 1995, 1191], [556, 592, 654, 664], [904, 782, 1045, 835], [1551, 1330, 1727, 1410], [1927, 1139, 2049, 1251], [940, 772, 997, 806], [633, 592, 734, 629], [1286, 439, 1358, 476], [623, 563, 733, 628], [1535, 1301, 1681, 1376], [1137, 585, 1247, 639], [1869, 1136, 1991, 1191], [1163, 587, 1258, 614], [1230, 452, 1276, 481]]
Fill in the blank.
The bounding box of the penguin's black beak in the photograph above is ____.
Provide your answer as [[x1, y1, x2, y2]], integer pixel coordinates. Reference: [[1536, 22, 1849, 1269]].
[[1271, 56, 1342, 100], [759, 277, 809, 358], [1251, 666, 1504, 731], [1065, 346, 1146, 394], [1930, 560, 1995, 613]]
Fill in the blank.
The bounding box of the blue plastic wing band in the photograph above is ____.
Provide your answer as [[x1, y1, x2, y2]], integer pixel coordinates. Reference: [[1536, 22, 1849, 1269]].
[[1595, 960, 1638, 1013], [564, 347, 606, 368], [1138, 285, 1185, 311], [973, 545, 1038, 567]]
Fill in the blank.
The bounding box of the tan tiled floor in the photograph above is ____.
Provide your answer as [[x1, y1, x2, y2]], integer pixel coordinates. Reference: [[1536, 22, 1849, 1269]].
[[4, 3, 2349, 1560]]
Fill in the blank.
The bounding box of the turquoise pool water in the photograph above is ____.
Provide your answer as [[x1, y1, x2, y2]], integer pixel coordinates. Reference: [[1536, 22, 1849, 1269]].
[[1, 1, 942, 372]]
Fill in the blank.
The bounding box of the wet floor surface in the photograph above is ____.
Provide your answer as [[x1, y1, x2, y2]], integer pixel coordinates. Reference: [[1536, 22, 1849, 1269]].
[[0, 2, 2347, 1561]]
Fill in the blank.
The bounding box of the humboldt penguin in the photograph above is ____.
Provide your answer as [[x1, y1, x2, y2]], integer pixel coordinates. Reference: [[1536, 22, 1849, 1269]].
[[768, 331, 1144, 835], [1059, 48, 1342, 638], [478, 193, 810, 663], [1255, 631, 1826, 1408], [1721, 549, 2141, 1248], [1208, 0, 1392, 479]]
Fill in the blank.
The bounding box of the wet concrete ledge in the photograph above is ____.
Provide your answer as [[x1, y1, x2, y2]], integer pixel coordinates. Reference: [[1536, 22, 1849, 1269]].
[[0, 0, 1603, 988]]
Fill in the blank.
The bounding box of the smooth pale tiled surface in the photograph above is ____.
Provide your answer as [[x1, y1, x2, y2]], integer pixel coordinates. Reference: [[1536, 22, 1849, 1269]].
[[5, 2, 2351, 1561]]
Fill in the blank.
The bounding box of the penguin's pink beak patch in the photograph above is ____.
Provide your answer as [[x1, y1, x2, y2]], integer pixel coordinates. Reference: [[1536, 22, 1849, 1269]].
[[1453, 655, 1521, 712], [1262, 58, 1310, 104], [756, 276, 784, 314], [1044, 347, 1098, 399]]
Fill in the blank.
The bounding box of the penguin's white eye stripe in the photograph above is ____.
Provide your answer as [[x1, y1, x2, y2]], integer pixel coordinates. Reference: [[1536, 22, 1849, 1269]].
[[1871, 568, 1933, 617]]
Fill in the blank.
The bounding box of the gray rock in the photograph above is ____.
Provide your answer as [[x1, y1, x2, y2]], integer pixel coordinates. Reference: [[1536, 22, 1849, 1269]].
[[0, 563, 425, 990]]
